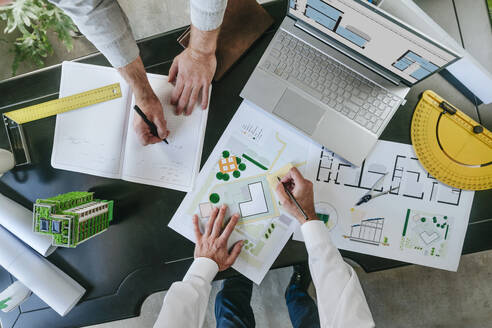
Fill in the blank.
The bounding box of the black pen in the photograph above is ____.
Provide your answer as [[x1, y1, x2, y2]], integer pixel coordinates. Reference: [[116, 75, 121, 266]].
[[133, 105, 168, 144], [277, 176, 309, 220]]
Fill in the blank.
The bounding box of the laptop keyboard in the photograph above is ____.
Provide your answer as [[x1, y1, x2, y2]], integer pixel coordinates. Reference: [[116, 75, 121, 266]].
[[259, 30, 402, 134]]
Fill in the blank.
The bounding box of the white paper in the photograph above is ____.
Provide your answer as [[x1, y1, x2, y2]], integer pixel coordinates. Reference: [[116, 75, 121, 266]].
[[0, 194, 56, 257], [295, 140, 474, 271], [121, 74, 208, 192], [169, 100, 314, 284], [52, 62, 132, 178], [52, 62, 208, 192], [0, 226, 85, 316]]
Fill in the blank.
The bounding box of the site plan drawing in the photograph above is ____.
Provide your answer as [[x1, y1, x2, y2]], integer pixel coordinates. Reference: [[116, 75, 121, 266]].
[[169, 101, 314, 284], [295, 140, 474, 271]]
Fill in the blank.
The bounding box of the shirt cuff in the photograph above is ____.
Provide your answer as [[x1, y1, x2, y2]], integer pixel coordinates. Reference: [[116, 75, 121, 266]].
[[183, 257, 219, 284], [190, 0, 227, 31], [301, 220, 333, 250], [98, 24, 140, 68]]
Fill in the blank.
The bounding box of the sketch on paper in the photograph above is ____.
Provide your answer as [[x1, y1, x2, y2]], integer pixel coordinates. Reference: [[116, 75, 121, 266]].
[[169, 101, 312, 284], [314, 146, 465, 207], [302, 140, 474, 271], [343, 217, 388, 247], [400, 209, 452, 258]]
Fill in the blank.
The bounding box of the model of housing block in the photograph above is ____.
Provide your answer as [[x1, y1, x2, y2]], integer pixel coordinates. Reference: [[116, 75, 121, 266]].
[[33, 191, 113, 248]]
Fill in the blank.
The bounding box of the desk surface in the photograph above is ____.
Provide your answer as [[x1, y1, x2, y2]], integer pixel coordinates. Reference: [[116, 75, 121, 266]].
[[0, 1, 491, 327]]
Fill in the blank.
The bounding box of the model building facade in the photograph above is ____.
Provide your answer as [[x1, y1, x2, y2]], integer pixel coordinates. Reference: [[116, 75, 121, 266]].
[[33, 192, 113, 248]]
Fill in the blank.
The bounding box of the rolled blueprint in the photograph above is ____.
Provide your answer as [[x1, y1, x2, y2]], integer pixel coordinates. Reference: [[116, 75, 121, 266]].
[[0, 226, 85, 316], [0, 193, 56, 257]]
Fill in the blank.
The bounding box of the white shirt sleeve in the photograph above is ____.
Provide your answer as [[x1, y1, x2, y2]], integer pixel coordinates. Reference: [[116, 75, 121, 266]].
[[153, 257, 218, 328], [301, 220, 375, 328], [190, 0, 228, 31], [49, 0, 139, 68]]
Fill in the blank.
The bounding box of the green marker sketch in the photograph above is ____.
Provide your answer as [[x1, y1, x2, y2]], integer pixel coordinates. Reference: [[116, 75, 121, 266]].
[[445, 225, 449, 240], [402, 209, 410, 237], [0, 297, 11, 310], [242, 154, 268, 170], [210, 193, 220, 204]]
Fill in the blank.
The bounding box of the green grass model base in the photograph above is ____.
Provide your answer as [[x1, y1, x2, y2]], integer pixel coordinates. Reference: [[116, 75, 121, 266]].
[[33, 191, 113, 248]]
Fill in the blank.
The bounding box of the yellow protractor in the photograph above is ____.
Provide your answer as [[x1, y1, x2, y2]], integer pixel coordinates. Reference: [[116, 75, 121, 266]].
[[4, 83, 122, 124], [411, 90, 492, 190]]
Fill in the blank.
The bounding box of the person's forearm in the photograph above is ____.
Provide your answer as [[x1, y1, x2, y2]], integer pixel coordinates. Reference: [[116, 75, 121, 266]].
[[302, 221, 374, 327], [0, 0, 13, 5], [154, 258, 218, 328], [49, 0, 139, 68], [117, 56, 155, 102], [189, 25, 220, 57]]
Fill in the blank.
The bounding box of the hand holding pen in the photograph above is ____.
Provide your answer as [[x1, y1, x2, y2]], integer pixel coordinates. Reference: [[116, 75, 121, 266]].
[[133, 105, 169, 145], [275, 167, 319, 225]]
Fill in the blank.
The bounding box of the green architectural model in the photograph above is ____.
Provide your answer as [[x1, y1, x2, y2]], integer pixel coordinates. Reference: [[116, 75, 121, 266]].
[[33, 191, 113, 248]]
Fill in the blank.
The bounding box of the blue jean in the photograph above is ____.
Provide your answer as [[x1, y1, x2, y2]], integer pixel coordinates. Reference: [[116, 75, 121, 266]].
[[215, 276, 320, 328]]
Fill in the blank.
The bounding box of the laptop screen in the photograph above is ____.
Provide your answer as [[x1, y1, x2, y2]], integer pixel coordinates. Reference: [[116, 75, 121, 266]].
[[289, 0, 461, 85]]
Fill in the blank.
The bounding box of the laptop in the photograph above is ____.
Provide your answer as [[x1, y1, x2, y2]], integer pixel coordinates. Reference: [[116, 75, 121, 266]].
[[240, 0, 461, 166]]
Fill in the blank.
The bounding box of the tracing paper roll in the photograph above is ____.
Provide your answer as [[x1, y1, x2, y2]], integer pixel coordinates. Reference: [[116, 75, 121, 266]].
[[0, 226, 86, 316], [0, 194, 57, 257]]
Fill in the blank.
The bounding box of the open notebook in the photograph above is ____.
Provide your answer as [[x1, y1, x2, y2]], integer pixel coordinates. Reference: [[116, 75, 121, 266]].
[[51, 62, 208, 192]]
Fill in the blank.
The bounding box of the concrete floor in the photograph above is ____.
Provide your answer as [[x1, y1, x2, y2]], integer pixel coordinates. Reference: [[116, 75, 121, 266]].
[[1, 0, 491, 327], [84, 250, 492, 328]]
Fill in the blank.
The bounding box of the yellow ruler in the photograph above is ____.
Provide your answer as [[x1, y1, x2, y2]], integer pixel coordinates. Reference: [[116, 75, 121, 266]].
[[3, 83, 122, 124], [411, 90, 492, 190]]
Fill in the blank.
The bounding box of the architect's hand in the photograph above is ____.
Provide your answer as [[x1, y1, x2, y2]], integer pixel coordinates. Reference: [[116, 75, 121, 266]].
[[193, 205, 243, 271], [118, 56, 169, 146], [169, 25, 219, 116], [275, 167, 319, 225]]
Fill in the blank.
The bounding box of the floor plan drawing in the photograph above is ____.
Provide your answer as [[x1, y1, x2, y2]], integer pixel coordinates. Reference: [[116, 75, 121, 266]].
[[169, 101, 314, 284], [299, 140, 475, 271], [314, 145, 466, 207]]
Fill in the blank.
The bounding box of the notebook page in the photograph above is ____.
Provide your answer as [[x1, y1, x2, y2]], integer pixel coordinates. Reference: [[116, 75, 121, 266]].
[[121, 74, 208, 192], [51, 62, 132, 178]]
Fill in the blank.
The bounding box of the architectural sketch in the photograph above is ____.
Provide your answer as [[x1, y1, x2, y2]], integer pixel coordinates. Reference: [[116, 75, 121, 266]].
[[400, 209, 452, 258], [239, 182, 269, 218], [314, 201, 338, 231], [343, 217, 387, 246], [303, 140, 475, 271], [314, 146, 465, 207], [169, 101, 309, 284]]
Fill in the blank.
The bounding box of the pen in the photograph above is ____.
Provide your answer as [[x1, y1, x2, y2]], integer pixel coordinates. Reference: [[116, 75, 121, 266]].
[[277, 176, 309, 220], [133, 105, 169, 144]]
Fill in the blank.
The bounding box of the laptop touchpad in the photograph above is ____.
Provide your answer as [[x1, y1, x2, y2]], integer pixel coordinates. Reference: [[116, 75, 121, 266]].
[[273, 89, 325, 135]]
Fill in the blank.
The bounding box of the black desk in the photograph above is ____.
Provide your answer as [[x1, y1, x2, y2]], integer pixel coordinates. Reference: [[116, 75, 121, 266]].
[[0, 1, 491, 327]]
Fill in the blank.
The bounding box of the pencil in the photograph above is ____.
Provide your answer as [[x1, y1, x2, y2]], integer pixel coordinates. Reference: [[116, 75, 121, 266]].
[[133, 105, 169, 144], [277, 177, 309, 220]]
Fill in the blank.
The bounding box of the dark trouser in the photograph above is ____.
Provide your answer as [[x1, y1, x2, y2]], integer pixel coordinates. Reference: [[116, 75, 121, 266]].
[[215, 276, 320, 328]]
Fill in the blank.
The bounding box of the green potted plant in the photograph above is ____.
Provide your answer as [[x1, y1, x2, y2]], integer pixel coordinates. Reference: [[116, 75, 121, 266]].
[[0, 0, 78, 76]]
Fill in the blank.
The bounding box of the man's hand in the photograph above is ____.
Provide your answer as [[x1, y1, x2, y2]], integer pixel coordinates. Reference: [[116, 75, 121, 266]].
[[193, 205, 243, 271], [118, 56, 169, 146], [275, 167, 319, 225], [169, 25, 219, 116]]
